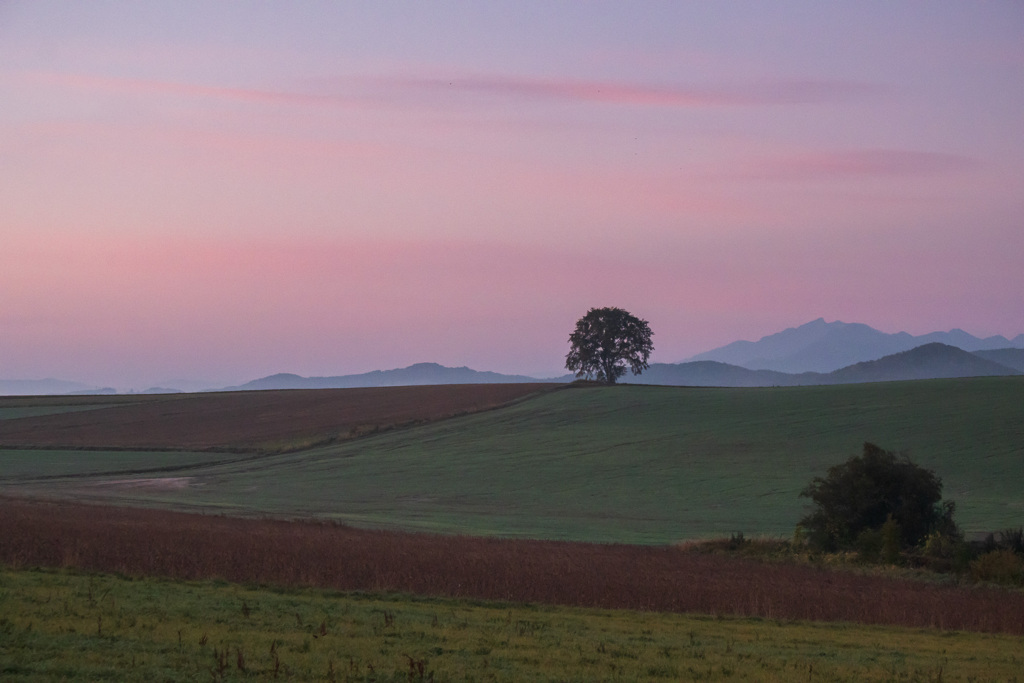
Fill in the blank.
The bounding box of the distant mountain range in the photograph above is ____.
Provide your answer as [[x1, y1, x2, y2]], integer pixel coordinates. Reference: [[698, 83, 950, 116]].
[[0, 379, 118, 396], [233, 343, 1021, 391], [685, 318, 1024, 374], [624, 343, 1021, 387], [225, 362, 547, 391], [3, 320, 1022, 395]]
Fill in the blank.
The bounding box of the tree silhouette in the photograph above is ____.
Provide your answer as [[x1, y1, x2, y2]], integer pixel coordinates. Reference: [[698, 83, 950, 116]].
[[565, 307, 653, 384]]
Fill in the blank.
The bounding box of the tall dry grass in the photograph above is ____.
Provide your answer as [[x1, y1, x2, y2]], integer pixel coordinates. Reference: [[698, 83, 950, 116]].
[[2, 497, 1022, 634]]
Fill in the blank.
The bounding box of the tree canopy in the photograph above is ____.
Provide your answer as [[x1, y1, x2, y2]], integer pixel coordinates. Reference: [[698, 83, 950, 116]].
[[798, 442, 958, 552], [565, 307, 653, 384]]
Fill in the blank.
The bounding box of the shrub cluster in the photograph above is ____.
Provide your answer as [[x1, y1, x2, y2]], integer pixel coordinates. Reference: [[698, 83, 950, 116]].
[[968, 529, 1024, 586], [796, 443, 1023, 584], [797, 443, 958, 554]]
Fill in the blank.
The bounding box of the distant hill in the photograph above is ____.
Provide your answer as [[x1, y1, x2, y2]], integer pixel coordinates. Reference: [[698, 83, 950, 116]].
[[686, 318, 1024, 373], [0, 379, 105, 396], [228, 362, 555, 391], [972, 348, 1024, 373], [623, 343, 1020, 387], [620, 361, 812, 387], [218, 343, 1024, 392], [827, 343, 1020, 384], [7, 320, 1022, 395]]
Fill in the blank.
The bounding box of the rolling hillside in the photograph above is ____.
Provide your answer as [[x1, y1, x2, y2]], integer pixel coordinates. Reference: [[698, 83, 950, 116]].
[[974, 348, 1024, 372], [5, 377, 1022, 543], [827, 343, 1020, 383]]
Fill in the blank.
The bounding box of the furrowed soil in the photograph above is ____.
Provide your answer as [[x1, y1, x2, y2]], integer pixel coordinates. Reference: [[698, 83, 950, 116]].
[[3, 498, 1024, 635], [0, 384, 556, 451]]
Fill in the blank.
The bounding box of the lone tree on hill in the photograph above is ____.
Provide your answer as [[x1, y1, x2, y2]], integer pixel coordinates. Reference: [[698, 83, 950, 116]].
[[565, 307, 653, 384], [798, 442, 959, 553]]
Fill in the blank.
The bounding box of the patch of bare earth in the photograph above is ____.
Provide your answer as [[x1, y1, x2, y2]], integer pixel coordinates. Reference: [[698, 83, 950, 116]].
[[2, 497, 1024, 635], [0, 384, 557, 451]]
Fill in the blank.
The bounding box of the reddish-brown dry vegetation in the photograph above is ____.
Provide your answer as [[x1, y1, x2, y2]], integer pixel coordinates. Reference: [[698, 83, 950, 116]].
[[0, 384, 555, 451], [3, 497, 1023, 635]]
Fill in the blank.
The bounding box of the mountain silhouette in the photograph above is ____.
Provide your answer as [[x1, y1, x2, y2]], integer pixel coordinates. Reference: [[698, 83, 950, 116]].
[[0, 379, 103, 396], [971, 348, 1024, 373], [624, 342, 1020, 387], [227, 362, 550, 391], [686, 318, 1024, 373], [5, 320, 1021, 395], [826, 343, 1020, 383]]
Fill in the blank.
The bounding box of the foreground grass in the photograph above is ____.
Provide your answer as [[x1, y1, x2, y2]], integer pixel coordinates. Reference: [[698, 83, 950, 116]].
[[2, 568, 1022, 682]]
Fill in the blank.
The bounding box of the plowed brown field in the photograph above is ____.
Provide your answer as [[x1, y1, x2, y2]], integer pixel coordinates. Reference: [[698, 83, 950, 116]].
[[3, 497, 1023, 634], [0, 384, 555, 451]]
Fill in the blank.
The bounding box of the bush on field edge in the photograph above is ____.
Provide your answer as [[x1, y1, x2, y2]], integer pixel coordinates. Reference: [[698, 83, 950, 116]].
[[970, 549, 1024, 586]]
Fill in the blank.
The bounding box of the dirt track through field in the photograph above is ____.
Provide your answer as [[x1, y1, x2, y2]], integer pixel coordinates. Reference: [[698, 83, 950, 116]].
[[0, 384, 556, 451]]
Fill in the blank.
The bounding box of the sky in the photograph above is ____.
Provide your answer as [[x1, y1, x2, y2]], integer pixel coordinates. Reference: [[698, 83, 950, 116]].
[[1, 2, 1022, 389]]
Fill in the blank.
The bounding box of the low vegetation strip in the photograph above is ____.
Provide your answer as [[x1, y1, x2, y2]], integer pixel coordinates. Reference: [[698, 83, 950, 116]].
[[3, 498, 1023, 635], [4, 568, 1022, 682], [0, 383, 555, 451]]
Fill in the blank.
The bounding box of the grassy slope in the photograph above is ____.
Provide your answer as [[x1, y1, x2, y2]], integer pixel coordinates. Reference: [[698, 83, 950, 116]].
[[6, 377, 1021, 544], [0, 451, 242, 480], [3, 567, 1022, 682]]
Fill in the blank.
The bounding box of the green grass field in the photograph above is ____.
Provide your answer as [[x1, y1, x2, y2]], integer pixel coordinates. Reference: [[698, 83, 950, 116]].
[[3, 567, 1022, 682], [0, 450, 239, 479], [3, 378, 1022, 543]]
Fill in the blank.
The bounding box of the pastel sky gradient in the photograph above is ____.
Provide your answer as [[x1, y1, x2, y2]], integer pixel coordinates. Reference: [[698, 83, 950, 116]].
[[2, 2, 1022, 389]]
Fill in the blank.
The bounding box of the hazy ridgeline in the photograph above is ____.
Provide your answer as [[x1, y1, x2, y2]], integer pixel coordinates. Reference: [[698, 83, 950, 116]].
[[3, 498, 1024, 635]]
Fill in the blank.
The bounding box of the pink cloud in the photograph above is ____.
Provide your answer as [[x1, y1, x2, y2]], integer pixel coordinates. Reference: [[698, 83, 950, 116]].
[[379, 74, 886, 107], [18, 70, 371, 109], [24, 68, 882, 112]]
